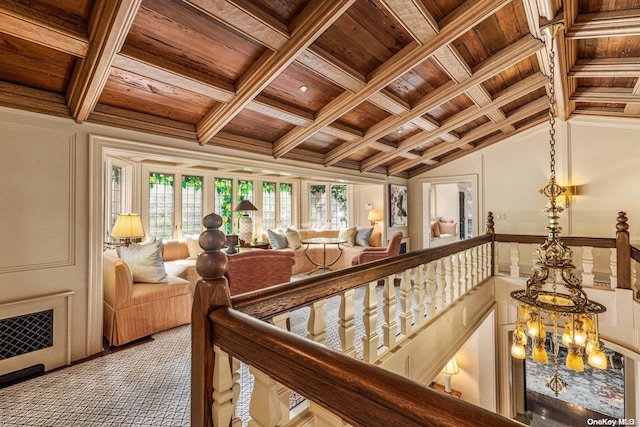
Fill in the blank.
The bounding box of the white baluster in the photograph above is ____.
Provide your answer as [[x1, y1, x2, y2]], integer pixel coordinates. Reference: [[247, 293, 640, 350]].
[[383, 275, 397, 350], [249, 368, 282, 427], [483, 243, 490, 280], [581, 246, 595, 286], [213, 346, 234, 427], [413, 265, 426, 326], [466, 249, 473, 292], [269, 314, 292, 424], [435, 258, 445, 312], [452, 252, 461, 301], [444, 255, 453, 306], [307, 300, 327, 344], [339, 289, 356, 357], [271, 313, 289, 330], [399, 269, 413, 336], [458, 251, 466, 295], [631, 260, 637, 294], [510, 242, 520, 278], [494, 241, 500, 275], [362, 281, 379, 362], [472, 246, 479, 286], [610, 248, 618, 287], [425, 262, 436, 318]]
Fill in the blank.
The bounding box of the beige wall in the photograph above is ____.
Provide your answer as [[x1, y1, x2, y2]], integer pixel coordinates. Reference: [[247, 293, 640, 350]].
[[410, 116, 640, 244]]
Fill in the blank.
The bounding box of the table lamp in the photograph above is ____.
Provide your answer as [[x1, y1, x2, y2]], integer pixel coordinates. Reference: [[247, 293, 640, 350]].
[[441, 358, 460, 393], [109, 213, 145, 247], [234, 199, 258, 244]]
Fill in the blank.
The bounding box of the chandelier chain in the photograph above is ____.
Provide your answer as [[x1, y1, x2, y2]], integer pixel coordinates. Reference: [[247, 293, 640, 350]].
[[548, 44, 556, 180]]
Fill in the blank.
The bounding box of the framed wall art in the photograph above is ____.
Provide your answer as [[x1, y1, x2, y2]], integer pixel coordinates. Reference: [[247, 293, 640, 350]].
[[389, 184, 408, 227]]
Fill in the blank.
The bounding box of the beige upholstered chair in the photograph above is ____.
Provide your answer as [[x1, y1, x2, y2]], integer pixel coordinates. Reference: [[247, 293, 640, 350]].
[[351, 231, 403, 265], [102, 252, 192, 346], [226, 250, 294, 295]]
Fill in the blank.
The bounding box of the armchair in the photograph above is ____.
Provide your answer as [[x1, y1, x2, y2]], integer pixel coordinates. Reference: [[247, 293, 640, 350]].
[[226, 250, 295, 295], [351, 231, 403, 265]]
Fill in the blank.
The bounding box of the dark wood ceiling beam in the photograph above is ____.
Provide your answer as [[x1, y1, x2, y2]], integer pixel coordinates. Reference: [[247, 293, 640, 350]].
[[571, 87, 640, 103], [569, 58, 640, 78], [566, 10, 640, 39], [272, 0, 512, 158], [408, 114, 547, 177], [324, 34, 543, 166], [361, 72, 548, 172], [196, 0, 355, 145], [388, 96, 548, 174], [0, 2, 89, 57], [66, 0, 141, 123]]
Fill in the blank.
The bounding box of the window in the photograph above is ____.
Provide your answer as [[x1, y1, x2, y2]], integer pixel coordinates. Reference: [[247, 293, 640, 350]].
[[279, 183, 292, 228], [110, 166, 122, 229], [214, 178, 233, 234], [262, 182, 293, 230], [262, 182, 276, 230], [181, 175, 203, 235], [309, 183, 348, 229], [149, 173, 175, 239]]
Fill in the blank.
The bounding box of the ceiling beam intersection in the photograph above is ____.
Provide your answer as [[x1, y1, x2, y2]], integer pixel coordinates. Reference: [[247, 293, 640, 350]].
[[66, 0, 142, 123], [196, 0, 355, 145]]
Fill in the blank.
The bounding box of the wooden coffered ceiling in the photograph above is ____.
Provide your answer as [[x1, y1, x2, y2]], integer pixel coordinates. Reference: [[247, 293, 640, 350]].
[[1, 0, 639, 177]]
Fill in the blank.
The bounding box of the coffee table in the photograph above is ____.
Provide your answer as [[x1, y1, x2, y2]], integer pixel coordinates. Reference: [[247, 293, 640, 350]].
[[300, 237, 347, 274]]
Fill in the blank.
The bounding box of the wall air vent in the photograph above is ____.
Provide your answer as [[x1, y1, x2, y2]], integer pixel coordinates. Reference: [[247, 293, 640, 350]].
[[0, 310, 53, 360]]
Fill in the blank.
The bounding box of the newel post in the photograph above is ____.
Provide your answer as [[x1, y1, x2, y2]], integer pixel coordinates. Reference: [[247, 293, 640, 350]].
[[616, 211, 631, 290], [487, 212, 496, 276], [192, 213, 232, 427]]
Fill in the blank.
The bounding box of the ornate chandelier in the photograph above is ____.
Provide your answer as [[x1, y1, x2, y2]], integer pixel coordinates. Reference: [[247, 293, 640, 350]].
[[509, 24, 607, 396]]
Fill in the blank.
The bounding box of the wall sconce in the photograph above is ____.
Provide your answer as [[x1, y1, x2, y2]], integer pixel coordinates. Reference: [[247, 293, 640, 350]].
[[367, 209, 382, 226], [441, 358, 460, 393], [105, 213, 145, 249], [557, 185, 579, 208]]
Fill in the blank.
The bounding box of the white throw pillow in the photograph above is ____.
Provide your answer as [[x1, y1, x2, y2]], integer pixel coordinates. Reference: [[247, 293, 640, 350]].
[[267, 228, 288, 249], [338, 226, 357, 247], [184, 234, 202, 259], [285, 228, 302, 249], [120, 239, 168, 283]]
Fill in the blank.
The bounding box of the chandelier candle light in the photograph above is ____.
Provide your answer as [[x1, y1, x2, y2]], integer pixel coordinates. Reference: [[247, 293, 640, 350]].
[[509, 24, 607, 396]]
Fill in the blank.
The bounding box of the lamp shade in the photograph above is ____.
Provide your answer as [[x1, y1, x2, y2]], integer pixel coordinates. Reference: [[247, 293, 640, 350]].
[[233, 199, 257, 212], [111, 214, 145, 239], [367, 210, 382, 222], [441, 358, 460, 375]]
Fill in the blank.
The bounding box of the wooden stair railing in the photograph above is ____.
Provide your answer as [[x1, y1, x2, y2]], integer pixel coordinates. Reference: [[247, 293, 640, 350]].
[[208, 304, 520, 427]]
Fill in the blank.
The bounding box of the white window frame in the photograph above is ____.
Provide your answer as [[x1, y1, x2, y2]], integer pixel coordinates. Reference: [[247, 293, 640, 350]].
[[303, 181, 353, 229]]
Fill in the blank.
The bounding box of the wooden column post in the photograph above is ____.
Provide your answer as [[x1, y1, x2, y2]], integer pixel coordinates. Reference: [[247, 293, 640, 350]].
[[616, 211, 631, 290], [486, 212, 495, 277], [191, 213, 232, 427]]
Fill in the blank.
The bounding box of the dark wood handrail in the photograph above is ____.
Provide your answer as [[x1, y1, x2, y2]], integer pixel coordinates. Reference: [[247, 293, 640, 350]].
[[494, 233, 616, 248], [632, 245, 640, 263], [232, 234, 493, 320], [210, 305, 520, 427]]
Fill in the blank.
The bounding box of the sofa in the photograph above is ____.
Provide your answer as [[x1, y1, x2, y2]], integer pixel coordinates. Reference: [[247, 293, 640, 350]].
[[226, 250, 295, 295], [161, 238, 201, 293], [261, 227, 382, 275], [430, 217, 459, 247]]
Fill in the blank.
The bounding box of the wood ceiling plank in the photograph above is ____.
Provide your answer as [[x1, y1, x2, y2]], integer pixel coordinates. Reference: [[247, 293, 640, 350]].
[[184, 0, 289, 50], [570, 58, 640, 77], [571, 87, 640, 103], [566, 10, 640, 39], [66, 0, 141, 123], [361, 72, 548, 172], [196, 0, 355, 145], [388, 96, 548, 174], [113, 50, 235, 102], [0, 2, 89, 57], [0, 80, 70, 118], [324, 34, 543, 166], [272, 0, 512, 159]]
